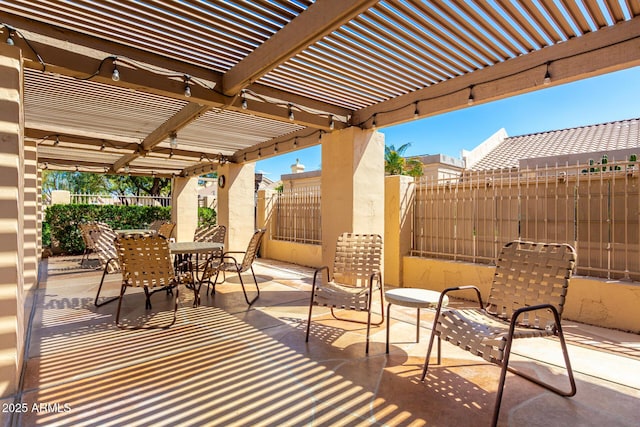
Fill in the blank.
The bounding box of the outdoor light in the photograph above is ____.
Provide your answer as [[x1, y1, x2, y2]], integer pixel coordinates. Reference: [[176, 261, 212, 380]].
[[467, 86, 475, 106], [169, 132, 178, 149], [123, 164, 130, 174], [111, 59, 120, 81], [243, 153, 247, 161], [274, 143, 279, 153], [43, 162, 48, 170], [288, 104, 294, 121], [241, 90, 248, 110], [414, 102, 419, 119], [543, 62, 551, 85], [169, 149, 174, 158], [184, 75, 191, 97], [100, 143, 106, 151], [329, 116, 335, 130], [258, 148, 261, 158], [6, 27, 15, 46], [372, 114, 377, 129], [54, 135, 60, 146], [293, 137, 298, 147]]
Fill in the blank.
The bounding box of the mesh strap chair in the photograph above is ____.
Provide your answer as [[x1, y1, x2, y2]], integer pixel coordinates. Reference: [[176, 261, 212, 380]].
[[148, 220, 168, 233], [306, 233, 384, 354], [421, 240, 577, 427], [113, 234, 194, 328], [78, 222, 100, 266], [204, 229, 265, 305], [193, 225, 226, 292], [93, 222, 122, 307]]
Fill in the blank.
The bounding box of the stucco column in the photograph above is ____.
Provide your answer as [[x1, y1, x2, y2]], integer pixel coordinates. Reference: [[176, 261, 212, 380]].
[[24, 138, 39, 291], [384, 175, 415, 287], [171, 176, 198, 242], [217, 162, 255, 251], [321, 127, 385, 269], [256, 188, 276, 258], [0, 44, 25, 398]]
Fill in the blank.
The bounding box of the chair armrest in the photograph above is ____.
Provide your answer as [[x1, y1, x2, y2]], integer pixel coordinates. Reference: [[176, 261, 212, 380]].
[[510, 303, 561, 330], [441, 285, 484, 309]]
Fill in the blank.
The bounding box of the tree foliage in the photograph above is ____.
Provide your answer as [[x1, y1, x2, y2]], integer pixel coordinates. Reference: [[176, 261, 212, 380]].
[[42, 170, 171, 197], [384, 143, 423, 177]]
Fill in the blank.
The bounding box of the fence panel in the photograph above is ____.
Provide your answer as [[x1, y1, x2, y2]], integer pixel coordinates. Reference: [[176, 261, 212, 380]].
[[272, 186, 321, 245], [70, 193, 171, 207], [412, 159, 640, 281]]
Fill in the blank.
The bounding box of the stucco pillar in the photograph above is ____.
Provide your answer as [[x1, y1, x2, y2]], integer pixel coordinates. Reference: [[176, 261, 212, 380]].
[[217, 162, 255, 251], [24, 138, 39, 291], [0, 44, 25, 398], [384, 175, 415, 287], [321, 127, 385, 269], [171, 176, 199, 242], [256, 188, 276, 258]]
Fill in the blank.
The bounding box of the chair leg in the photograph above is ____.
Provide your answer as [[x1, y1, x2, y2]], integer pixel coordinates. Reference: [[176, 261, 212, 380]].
[[305, 282, 317, 343], [385, 302, 392, 354], [421, 306, 444, 381], [115, 284, 127, 328], [94, 260, 119, 307], [237, 266, 259, 305]]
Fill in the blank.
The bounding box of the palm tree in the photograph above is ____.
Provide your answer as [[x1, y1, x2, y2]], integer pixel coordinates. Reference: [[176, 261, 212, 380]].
[[384, 143, 423, 177]]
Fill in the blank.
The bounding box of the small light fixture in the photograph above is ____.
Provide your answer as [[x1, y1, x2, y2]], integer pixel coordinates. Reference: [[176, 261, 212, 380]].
[[243, 153, 247, 162], [288, 104, 294, 121], [372, 114, 377, 129], [199, 153, 205, 161], [414, 102, 420, 119], [169, 132, 178, 149], [169, 149, 174, 158], [43, 162, 48, 170], [274, 143, 279, 153], [319, 130, 324, 141], [100, 143, 106, 151], [123, 164, 130, 174], [258, 148, 262, 158], [6, 26, 15, 46], [54, 135, 60, 146], [75, 165, 79, 172], [241, 90, 248, 110], [543, 62, 551, 85], [183, 75, 191, 97], [329, 115, 335, 130], [111, 59, 120, 81], [293, 137, 298, 147], [467, 86, 475, 106]]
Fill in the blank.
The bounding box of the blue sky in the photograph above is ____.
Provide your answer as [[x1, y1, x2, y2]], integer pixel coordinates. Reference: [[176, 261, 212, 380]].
[[256, 66, 640, 179]]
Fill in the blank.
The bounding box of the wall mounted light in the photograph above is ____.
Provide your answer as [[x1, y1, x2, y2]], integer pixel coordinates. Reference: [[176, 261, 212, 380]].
[[241, 90, 248, 109], [111, 58, 120, 81], [184, 75, 192, 97], [169, 132, 178, 149]]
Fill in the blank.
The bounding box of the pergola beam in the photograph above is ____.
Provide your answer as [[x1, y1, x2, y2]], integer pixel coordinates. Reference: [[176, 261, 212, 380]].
[[352, 17, 640, 128], [112, 102, 210, 172], [231, 127, 324, 164], [222, 0, 380, 96]]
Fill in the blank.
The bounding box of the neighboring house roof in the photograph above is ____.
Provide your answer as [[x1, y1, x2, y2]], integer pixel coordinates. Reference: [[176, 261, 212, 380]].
[[468, 117, 640, 171]]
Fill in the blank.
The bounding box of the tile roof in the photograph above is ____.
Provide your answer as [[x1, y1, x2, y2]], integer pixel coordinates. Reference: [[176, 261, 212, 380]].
[[470, 117, 640, 171]]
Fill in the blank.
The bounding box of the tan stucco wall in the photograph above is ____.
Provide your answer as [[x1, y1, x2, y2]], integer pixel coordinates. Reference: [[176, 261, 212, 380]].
[[0, 44, 25, 398], [403, 256, 640, 333], [264, 240, 323, 268], [321, 127, 385, 269], [172, 176, 199, 242], [384, 175, 414, 287], [217, 162, 256, 252]]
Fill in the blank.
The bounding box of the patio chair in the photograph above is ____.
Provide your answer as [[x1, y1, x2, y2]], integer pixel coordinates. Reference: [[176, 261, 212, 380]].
[[78, 222, 100, 266], [204, 229, 265, 305], [305, 233, 384, 354], [148, 219, 168, 232], [113, 234, 194, 328], [421, 240, 577, 427], [157, 222, 176, 240], [193, 224, 226, 292], [93, 222, 121, 307]]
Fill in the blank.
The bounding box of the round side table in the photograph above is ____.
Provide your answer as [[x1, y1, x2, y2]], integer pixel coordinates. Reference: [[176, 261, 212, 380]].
[[385, 288, 448, 358]]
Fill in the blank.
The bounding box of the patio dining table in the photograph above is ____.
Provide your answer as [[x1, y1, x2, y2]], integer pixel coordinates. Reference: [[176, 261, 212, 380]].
[[169, 241, 224, 307]]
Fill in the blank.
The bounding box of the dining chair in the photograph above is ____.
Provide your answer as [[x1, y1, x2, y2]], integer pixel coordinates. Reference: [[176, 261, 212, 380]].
[[204, 229, 265, 305], [93, 222, 122, 307], [421, 240, 577, 427], [193, 224, 226, 292], [78, 222, 100, 266], [113, 234, 194, 328], [305, 233, 384, 354]]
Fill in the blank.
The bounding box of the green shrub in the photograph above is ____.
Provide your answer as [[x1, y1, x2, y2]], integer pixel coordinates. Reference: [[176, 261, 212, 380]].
[[198, 207, 217, 226], [45, 204, 171, 254]]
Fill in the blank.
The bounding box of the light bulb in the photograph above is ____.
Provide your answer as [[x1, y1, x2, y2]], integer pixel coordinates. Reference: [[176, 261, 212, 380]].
[[112, 66, 120, 81], [100, 144, 106, 151], [329, 116, 335, 130], [543, 63, 551, 85], [169, 132, 178, 149], [169, 150, 174, 158], [293, 137, 298, 147], [6, 35, 14, 46], [123, 165, 130, 174], [54, 135, 60, 146], [288, 105, 294, 121], [241, 91, 248, 109], [467, 86, 474, 105], [274, 144, 279, 153], [414, 103, 419, 119], [372, 115, 377, 129], [184, 84, 191, 97]]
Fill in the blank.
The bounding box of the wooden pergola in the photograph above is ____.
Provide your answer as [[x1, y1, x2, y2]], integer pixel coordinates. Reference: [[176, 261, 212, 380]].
[[1, 1, 639, 177]]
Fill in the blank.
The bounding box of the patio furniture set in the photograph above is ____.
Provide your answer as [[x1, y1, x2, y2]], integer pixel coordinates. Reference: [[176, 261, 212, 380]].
[[82, 223, 578, 426]]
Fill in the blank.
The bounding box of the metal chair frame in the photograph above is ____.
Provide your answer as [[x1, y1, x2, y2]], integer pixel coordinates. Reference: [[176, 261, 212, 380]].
[[206, 229, 265, 305], [193, 224, 227, 292], [421, 240, 577, 427], [305, 233, 384, 354]]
